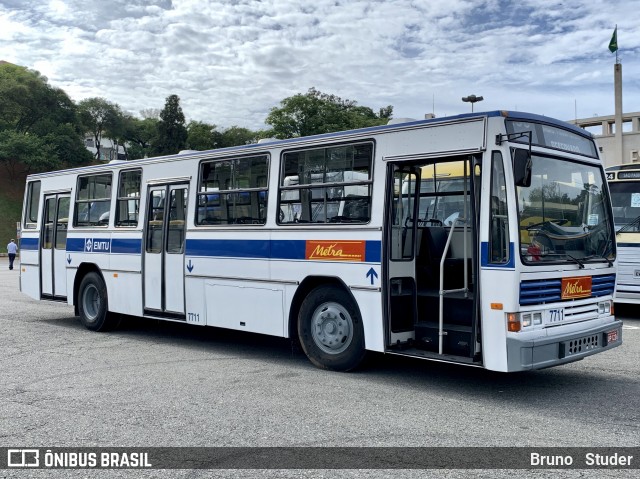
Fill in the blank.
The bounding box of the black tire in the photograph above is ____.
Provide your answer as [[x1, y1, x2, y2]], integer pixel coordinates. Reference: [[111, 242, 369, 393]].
[[78, 272, 118, 332], [297, 285, 366, 371]]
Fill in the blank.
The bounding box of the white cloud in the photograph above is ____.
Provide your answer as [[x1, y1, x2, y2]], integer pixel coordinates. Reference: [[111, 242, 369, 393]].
[[0, 0, 638, 129]]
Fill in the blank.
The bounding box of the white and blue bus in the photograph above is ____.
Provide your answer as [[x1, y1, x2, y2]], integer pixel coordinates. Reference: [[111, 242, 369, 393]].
[[19, 110, 621, 372], [606, 163, 640, 304]]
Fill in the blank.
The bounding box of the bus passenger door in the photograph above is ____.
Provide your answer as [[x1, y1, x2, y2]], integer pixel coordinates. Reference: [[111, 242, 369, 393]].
[[41, 193, 70, 300], [143, 184, 188, 319], [386, 164, 420, 345]]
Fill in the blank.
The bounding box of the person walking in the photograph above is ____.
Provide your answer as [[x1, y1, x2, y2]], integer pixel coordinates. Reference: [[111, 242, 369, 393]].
[[7, 239, 17, 270]]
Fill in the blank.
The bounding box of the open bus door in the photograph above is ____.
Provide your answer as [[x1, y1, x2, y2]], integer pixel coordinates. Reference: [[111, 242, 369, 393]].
[[385, 157, 481, 364], [386, 164, 420, 345]]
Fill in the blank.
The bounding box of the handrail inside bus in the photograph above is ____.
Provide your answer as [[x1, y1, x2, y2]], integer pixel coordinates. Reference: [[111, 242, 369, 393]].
[[438, 215, 469, 355]]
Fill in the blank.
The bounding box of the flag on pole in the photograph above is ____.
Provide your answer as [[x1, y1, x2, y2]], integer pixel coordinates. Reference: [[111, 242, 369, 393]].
[[608, 26, 618, 53]]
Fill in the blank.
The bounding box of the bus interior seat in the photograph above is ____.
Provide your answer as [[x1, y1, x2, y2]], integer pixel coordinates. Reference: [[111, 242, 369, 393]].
[[417, 226, 448, 287], [417, 226, 470, 290]]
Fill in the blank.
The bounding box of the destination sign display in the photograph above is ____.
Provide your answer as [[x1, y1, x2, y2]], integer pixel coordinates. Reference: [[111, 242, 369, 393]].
[[617, 171, 640, 180], [506, 120, 598, 158]]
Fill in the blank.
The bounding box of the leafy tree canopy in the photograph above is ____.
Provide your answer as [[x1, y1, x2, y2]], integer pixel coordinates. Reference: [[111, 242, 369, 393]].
[[77, 97, 125, 160], [0, 63, 90, 178], [265, 87, 393, 139], [186, 121, 221, 151], [153, 94, 188, 156]]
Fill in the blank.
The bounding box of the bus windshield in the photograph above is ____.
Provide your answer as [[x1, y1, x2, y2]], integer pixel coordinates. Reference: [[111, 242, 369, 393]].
[[517, 155, 614, 265], [608, 181, 640, 232]]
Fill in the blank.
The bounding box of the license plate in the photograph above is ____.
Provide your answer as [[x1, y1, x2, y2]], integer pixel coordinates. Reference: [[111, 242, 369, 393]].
[[607, 330, 619, 343]]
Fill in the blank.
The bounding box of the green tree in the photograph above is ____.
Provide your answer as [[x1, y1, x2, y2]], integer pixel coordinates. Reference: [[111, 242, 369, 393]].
[[219, 126, 258, 148], [77, 97, 124, 161], [122, 115, 158, 160], [186, 121, 221, 151], [265, 87, 393, 139], [0, 130, 57, 179], [0, 62, 90, 178], [153, 94, 188, 156]]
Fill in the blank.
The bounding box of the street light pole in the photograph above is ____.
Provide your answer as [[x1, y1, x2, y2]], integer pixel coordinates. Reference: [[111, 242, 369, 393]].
[[462, 94, 484, 112]]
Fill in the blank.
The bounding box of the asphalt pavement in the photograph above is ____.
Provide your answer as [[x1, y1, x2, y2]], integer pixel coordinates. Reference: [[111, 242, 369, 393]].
[[1, 257, 639, 478]]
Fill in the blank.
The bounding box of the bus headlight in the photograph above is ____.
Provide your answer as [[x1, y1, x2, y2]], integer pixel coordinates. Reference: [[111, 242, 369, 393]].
[[509, 311, 543, 331], [533, 312, 542, 325], [598, 300, 612, 315]]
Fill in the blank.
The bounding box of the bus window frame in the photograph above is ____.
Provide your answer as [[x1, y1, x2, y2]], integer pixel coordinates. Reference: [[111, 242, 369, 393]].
[[277, 140, 375, 225], [115, 168, 142, 228], [195, 153, 270, 226], [73, 172, 113, 228], [23, 180, 41, 229]]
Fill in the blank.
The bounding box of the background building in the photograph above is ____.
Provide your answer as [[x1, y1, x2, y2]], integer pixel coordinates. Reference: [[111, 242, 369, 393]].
[[570, 112, 640, 168], [84, 136, 127, 162]]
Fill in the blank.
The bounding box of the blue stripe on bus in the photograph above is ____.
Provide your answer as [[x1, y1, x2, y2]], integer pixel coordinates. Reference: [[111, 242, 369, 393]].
[[66, 237, 141, 254], [616, 243, 640, 247], [60, 237, 381, 261], [112, 239, 142, 254], [270, 240, 306, 260], [480, 242, 515, 268], [186, 239, 382, 262], [19, 237, 39, 250], [186, 239, 270, 259]]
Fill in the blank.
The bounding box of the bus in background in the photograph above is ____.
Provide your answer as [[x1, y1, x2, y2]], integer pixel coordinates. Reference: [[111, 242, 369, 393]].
[[606, 164, 640, 304], [19, 110, 621, 373]]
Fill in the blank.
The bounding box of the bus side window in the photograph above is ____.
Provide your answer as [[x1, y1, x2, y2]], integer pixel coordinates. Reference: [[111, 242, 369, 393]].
[[489, 151, 510, 263]]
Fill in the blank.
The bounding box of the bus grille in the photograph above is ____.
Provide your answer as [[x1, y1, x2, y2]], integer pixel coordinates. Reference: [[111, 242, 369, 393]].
[[560, 334, 600, 358], [519, 274, 615, 306]]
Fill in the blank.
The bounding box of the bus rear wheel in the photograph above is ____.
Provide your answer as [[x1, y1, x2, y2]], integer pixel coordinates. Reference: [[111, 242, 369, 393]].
[[78, 272, 118, 332], [298, 285, 366, 371]]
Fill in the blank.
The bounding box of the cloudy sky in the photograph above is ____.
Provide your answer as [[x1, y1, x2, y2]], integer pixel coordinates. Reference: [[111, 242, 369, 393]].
[[1, 0, 638, 130]]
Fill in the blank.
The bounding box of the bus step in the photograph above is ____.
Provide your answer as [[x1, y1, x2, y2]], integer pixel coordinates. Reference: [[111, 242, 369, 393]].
[[417, 293, 474, 326], [414, 322, 472, 356]]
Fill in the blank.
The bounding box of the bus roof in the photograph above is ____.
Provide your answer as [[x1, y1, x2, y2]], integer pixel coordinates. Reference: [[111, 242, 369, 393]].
[[605, 163, 640, 171], [26, 110, 591, 180]]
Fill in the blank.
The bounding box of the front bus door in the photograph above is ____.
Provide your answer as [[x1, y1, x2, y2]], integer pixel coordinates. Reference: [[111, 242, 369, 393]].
[[386, 164, 420, 346], [143, 184, 188, 319], [41, 193, 70, 300]]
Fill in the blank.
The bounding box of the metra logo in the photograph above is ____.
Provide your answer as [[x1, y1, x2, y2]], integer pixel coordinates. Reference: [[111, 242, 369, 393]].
[[561, 276, 592, 299], [305, 240, 365, 262], [84, 238, 111, 253]]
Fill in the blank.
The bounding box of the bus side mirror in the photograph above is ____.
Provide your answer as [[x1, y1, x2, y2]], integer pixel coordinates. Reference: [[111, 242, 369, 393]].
[[513, 149, 532, 187]]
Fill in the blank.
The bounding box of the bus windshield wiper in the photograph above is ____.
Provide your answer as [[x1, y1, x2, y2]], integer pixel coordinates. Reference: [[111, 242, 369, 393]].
[[535, 252, 584, 268], [583, 254, 614, 267], [617, 215, 640, 235], [565, 253, 585, 269]]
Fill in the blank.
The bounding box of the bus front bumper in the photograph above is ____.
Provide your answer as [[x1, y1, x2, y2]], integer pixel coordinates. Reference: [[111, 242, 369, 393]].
[[506, 320, 623, 371]]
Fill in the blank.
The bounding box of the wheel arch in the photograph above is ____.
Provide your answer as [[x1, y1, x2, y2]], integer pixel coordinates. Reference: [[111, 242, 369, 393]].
[[287, 275, 360, 342], [73, 263, 106, 315]]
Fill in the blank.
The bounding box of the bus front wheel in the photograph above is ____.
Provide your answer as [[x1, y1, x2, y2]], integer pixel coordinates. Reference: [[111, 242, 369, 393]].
[[78, 272, 117, 332], [298, 285, 366, 371]]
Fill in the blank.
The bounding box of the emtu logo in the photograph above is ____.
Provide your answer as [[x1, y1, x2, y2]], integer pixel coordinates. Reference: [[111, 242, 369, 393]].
[[85, 238, 93, 252], [7, 449, 39, 467]]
